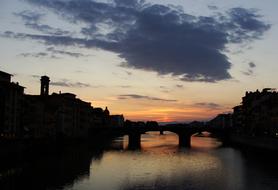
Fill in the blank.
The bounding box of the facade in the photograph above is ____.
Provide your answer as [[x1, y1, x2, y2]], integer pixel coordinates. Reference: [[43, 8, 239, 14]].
[[91, 107, 111, 128], [0, 71, 24, 139], [110, 115, 124, 128], [0, 70, 123, 141], [91, 107, 105, 127], [124, 120, 146, 127], [209, 114, 232, 129], [244, 88, 278, 137], [233, 88, 278, 137], [23, 76, 94, 139], [232, 105, 243, 133], [24, 93, 93, 139], [146, 121, 159, 127]]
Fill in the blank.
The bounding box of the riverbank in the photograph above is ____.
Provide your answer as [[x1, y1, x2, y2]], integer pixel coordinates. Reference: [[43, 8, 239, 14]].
[[230, 133, 278, 152], [0, 135, 116, 166]]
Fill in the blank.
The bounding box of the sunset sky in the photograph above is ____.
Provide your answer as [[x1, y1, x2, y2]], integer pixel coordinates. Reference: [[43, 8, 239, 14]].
[[0, 0, 277, 122]]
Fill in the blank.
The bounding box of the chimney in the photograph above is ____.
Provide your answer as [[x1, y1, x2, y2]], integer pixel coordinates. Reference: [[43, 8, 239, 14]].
[[40, 76, 50, 96]]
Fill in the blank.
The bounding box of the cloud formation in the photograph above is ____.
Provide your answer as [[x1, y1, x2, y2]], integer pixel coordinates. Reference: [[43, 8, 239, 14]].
[[118, 85, 132, 88], [242, 61, 256, 76], [248, 62, 256, 68], [118, 94, 177, 102], [193, 102, 222, 109], [4, 0, 271, 82], [176, 84, 183, 88], [19, 47, 88, 58], [208, 5, 218, 10], [14, 10, 70, 36], [20, 52, 51, 58], [50, 79, 91, 88], [125, 71, 133, 76], [46, 47, 88, 58]]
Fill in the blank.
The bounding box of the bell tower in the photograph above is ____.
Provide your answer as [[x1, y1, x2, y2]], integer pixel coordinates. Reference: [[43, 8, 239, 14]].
[[40, 76, 50, 96]]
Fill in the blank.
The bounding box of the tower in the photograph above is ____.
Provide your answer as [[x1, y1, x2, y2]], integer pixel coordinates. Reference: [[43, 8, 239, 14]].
[[104, 107, 110, 116], [40, 76, 50, 96]]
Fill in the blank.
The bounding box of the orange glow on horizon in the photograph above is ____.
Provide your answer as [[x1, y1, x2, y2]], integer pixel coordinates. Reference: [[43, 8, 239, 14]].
[[119, 107, 230, 122], [88, 97, 232, 123]]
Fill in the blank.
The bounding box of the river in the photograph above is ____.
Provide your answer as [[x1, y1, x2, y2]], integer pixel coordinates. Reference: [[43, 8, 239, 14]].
[[1, 132, 278, 190]]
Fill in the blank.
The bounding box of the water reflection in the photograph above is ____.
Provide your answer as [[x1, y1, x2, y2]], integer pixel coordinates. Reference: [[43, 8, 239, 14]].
[[0, 145, 103, 190], [1, 132, 278, 190], [84, 132, 244, 190], [191, 133, 223, 150]]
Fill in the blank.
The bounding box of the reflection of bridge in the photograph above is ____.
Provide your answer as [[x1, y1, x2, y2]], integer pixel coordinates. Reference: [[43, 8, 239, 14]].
[[91, 125, 229, 148]]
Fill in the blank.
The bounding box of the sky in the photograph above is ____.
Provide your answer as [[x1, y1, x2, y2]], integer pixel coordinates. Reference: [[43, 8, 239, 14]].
[[0, 0, 277, 123]]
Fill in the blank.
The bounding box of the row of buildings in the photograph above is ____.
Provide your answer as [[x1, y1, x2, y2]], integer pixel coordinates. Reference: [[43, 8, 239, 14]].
[[233, 88, 278, 137], [0, 71, 124, 140], [209, 88, 278, 138]]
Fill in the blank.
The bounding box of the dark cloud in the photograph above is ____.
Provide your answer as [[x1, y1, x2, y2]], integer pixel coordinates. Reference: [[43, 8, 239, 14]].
[[14, 10, 43, 23], [50, 79, 91, 88], [4, 0, 270, 82], [118, 94, 177, 102], [19, 47, 88, 58], [125, 71, 133, 76], [31, 75, 41, 78], [208, 5, 218, 10], [20, 52, 49, 58], [229, 8, 269, 34], [161, 90, 170, 93], [242, 61, 256, 76], [194, 102, 222, 109], [46, 47, 88, 58], [2, 31, 86, 47], [29, 75, 95, 87], [248, 62, 256, 68], [118, 85, 132, 88], [242, 70, 253, 76], [159, 86, 171, 93], [14, 10, 70, 36]]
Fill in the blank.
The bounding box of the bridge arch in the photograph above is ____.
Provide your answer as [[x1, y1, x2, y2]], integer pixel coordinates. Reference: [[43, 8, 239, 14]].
[[104, 125, 227, 149], [127, 129, 199, 149]]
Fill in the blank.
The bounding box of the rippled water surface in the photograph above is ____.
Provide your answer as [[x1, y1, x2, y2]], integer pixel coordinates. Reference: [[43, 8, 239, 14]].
[[1, 132, 278, 190]]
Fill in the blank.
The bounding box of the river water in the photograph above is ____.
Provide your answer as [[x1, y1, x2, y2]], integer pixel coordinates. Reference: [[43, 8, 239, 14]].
[[1, 132, 278, 190]]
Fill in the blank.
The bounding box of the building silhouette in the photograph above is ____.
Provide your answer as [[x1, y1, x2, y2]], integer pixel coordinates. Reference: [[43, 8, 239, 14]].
[[208, 114, 232, 129], [40, 75, 50, 96], [0, 71, 24, 138], [233, 88, 278, 137], [110, 115, 125, 128], [0, 70, 124, 140], [24, 92, 93, 139], [23, 76, 105, 139]]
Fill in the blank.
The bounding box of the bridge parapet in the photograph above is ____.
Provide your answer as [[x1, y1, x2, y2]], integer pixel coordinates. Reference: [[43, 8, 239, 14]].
[[90, 124, 230, 148]]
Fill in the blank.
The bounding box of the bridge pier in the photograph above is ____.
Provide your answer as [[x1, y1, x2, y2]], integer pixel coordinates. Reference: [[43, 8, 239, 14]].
[[178, 132, 191, 147], [128, 132, 141, 149]]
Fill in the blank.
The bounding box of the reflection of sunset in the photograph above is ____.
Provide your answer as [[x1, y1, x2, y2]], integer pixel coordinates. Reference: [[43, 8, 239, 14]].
[[123, 132, 222, 154], [89, 134, 227, 190], [191, 136, 223, 149], [123, 132, 180, 154], [140, 132, 179, 155]]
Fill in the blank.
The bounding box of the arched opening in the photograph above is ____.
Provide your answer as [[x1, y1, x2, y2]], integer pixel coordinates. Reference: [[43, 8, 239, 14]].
[[126, 131, 180, 151], [190, 131, 223, 149], [125, 129, 225, 150], [141, 131, 179, 152]]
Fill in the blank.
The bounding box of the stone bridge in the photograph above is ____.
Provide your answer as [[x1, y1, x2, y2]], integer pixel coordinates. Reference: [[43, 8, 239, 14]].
[[91, 124, 229, 148]]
